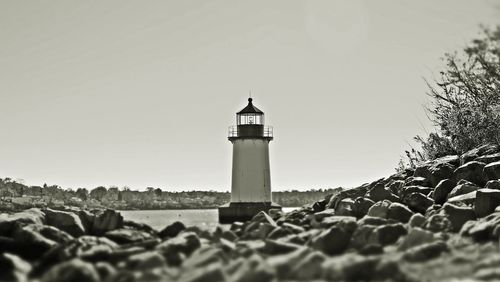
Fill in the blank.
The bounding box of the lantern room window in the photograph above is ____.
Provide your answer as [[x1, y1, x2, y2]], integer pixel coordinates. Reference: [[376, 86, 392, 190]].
[[237, 113, 264, 125]]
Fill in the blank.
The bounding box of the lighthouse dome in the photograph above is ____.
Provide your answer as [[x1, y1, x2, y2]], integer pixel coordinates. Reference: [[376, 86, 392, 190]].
[[237, 98, 264, 114]]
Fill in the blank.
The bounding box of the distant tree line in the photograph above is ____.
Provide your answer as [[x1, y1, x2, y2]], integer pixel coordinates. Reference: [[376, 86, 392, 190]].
[[0, 177, 340, 210]]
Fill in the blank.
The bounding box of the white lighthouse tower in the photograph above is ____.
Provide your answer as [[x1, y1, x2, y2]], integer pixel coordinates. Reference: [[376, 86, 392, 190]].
[[219, 98, 281, 223]]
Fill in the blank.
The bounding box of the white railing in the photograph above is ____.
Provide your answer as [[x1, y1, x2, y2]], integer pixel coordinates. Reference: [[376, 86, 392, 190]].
[[228, 125, 273, 138]]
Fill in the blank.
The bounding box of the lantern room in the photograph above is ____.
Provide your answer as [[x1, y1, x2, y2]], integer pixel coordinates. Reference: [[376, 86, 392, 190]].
[[236, 98, 264, 125]]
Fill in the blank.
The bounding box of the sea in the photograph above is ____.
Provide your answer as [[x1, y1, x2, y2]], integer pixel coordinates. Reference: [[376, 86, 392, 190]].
[[120, 207, 299, 230]]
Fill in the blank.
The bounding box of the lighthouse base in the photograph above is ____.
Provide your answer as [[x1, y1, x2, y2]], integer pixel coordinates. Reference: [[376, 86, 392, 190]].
[[218, 202, 282, 224]]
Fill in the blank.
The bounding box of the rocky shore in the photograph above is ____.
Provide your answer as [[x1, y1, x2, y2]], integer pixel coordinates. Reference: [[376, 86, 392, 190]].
[[2, 144, 500, 281]]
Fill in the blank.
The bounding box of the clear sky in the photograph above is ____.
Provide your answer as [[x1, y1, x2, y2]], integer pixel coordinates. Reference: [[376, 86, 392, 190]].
[[1, 1, 499, 191]]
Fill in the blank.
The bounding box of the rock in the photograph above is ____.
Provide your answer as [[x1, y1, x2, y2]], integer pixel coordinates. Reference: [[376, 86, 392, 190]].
[[475, 189, 500, 217], [433, 179, 456, 205], [386, 180, 405, 195], [316, 215, 356, 229], [405, 176, 430, 187], [402, 241, 448, 262], [310, 225, 354, 255], [406, 192, 433, 214], [366, 200, 392, 218], [126, 251, 166, 270], [484, 161, 500, 181], [43, 209, 86, 237], [387, 202, 414, 223], [322, 254, 406, 281], [461, 144, 499, 164], [156, 232, 201, 266], [454, 161, 487, 186], [227, 254, 275, 282], [423, 214, 452, 232], [41, 259, 100, 282], [252, 211, 277, 227], [334, 198, 355, 216], [358, 244, 384, 255], [158, 221, 185, 239], [313, 209, 336, 221], [0, 253, 31, 282], [442, 203, 476, 232], [260, 239, 301, 255], [77, 210, 95, 233], [447, 190, 478, 205], [0, 208, 46, 228], [351, 197, 375, 218], [400, 186, 433, 200], [476, 152, 500, 164], [178, 262, 227, 282], [398, 227, 437, 251], [10, 224, 73, 260], [459, 213, 500, 241], [104, 228, 153, 244], [91, 209, 123, 235], [266, 227, 291, 240], [267, 247, 311, 279], [369, 223, 407, 246], [447, 182, 480, 199], [326, 185, 369, 210], [365, 184, 398, 202], [434, 155, 461, 167], [428, 162, 456, 187], [486, 180, 500, 190], [409, 213, 426, 228], [475, 268, 500, 281], [357, 216, 388, 226], [289, 251, 326, 280]]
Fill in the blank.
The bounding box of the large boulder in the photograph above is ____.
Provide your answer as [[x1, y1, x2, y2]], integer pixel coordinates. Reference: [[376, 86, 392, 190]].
[[43, 209, 86, 237], [475, 189, 500, 217], [428, 162, 456, 187], [442, 203, 476, 232], [405, 193, 433, 214], [484, 161, 500, 181], [91, 209, 123, 235], [453, 161, 487, 186], [352, 197, 375, 218], [41, 259, 100, 282], [159, 221, 185, 239], [0, 253, 31, 282], [310, 223, 356, 255], [366, 200, 392, 219], [387, 202, 414, 223], [365, 184, 398, 202], [433, 179, 456, 205], [447, 182, 480, 199]]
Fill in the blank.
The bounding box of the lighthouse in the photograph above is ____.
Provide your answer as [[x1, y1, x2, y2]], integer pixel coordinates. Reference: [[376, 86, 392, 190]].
[[218, 98, 281, 223]]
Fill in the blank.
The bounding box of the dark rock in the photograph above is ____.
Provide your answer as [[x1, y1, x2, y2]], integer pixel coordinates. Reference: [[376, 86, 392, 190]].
[[267, 247, 311, 279], [227, 254, 275, 282], [433, 179, 456, 205], [398, 227, 436, 251], [358, 216, 388, 226], [461, 144, 499, 164], [310, 225, 354, 255], [475, 189, 500, 217], [365, 184, 398, 202], [126, 251, 166, 270], [367, 200, 391, 218], [448, 182, 481, 199], [486, 180, 500, 190], [442, 203, 476, 232], [433, 155, 461, 167], [91, 209, 123, 236], [104, 228, 153, 244], [156, 232, 201, 266], [400, 186, 433, 200], [281, 222, 305, 234], [77, 210, 95, 233], [0, 253, 31, 282], [402, 241, 448, 262], [260, 239, 301, 255], [369, 223, 407, 246], [428, 162, 456, 187], [334, 198, 355, 216], [322, 254, 406, 281], [266, 226, 291, 240], [41, 258, 100, 282], [352, 197, 375, 218], [316, 215, 357, 229], [159, 221, 185, 239], [252, 211, 277, 226], [423, 214, 452, 232], [350, 225, 376, 249], [387, 202, 414, 223], [358, 244, 384, 255], [0, 208, 45, 228], [405, 176, 430, 187], [476, 153, 500, 164], [312, 209, 336, 221], [43, 208, 86, 237], [484, 161, 500, 181], [408, 213, 426, 228], [405, 192, 433, 214], [454, 161, 487, 186], [326, 185, 369, 210], [289, 251, 326, 280]]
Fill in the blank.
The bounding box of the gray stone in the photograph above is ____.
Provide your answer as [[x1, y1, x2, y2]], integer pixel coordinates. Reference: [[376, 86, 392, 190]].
[[91, 209, 123, 236], [454, 161, 487, 186], [311, 225, 353, 255], [159, 221, 185, 239], [352, 197, 375, 218], [433, 179, 456, 205], [0, 253, 31, 282], [367, 200, 392, 218], [408, 213, 426, 228], [369, 223, 407, 246], [484, 161, 500, 181], [402, 241, 448, 262], [387, 202, 414, 223], [475, 189, 500, 217], [486, 180, 500, 190], [43, 209, 86, 237], [442, 203, 476, 232], [447, 183, 480, 199], [398, 227, 436, 251], [41, 259, 100, 282], [423, 214, 452, 232], [406, 192, 433, 214], [104, 228, 152, 244]]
